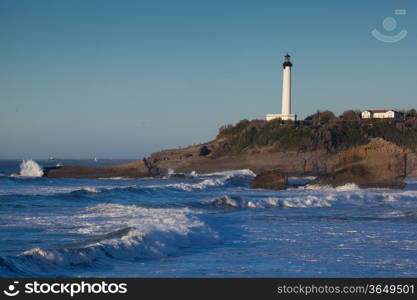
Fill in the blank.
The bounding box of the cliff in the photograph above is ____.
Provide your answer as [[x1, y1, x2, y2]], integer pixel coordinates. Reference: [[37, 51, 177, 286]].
[[44, 117, 417, 178], [149, 145, 337, 175], [310, 138, 407, 188], [149, 118, 417, 176]]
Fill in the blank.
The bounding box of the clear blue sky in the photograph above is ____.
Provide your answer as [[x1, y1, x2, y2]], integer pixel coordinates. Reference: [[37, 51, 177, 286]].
[[1, 0, 416, 159]]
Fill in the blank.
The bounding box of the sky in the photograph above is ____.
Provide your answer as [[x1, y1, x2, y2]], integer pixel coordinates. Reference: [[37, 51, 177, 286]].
[[1, 0, 416, 159]]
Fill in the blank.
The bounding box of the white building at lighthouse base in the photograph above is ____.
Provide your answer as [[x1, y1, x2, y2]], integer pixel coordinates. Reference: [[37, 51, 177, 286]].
[[266, 114, 296, 121]]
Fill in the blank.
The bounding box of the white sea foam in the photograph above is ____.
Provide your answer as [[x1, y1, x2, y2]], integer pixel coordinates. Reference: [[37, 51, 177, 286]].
[[162, 169, 255, 191], [16, 160, 44, 177], [271, 195, 334, 208], [79, 187, 100, 194], [304, 183, 359, 191], [168, 178, 228, 191], [205, 195, 335, 209], [203, 169, 256, 177], [205, 196, 242, 208], [20, 204, 219, 266]]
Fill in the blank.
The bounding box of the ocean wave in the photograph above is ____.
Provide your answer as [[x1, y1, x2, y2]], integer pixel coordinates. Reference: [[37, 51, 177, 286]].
[[204, 196, 246, 208], [12, 160, 44, 177], [204, 195, 334, 209], [161, 170, 255, 191], [3, 204, 219, 273], [21, 228, 217, 267], [0, 256, 33, 277], [69, 186, 143, 196], [0, 183, 158, 198], [271, 195, 334, 208], [203, 190, 417, 210], [165, 178, 228, 192], [303, 183, 360, 191], [202, 169, 256, 177], [76, 187, 100, 194], [0, 185, 91, 197]]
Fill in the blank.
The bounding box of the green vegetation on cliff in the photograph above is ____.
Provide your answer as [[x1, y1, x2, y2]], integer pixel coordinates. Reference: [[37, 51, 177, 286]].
[[215, 110, 417, 156]]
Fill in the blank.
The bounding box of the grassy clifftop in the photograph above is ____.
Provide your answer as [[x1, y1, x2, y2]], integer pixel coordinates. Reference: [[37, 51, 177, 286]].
[[214, 111, 417, 156]]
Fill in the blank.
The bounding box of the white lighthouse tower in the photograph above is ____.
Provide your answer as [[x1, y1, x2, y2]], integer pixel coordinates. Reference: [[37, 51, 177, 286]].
[[266, 53, 296, 121]]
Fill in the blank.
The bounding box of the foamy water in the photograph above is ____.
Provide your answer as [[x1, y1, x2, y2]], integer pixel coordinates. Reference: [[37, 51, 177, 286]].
[[20, 204, 218, 267], [1, 159, 417, 277], [16, 160, 44, 177]]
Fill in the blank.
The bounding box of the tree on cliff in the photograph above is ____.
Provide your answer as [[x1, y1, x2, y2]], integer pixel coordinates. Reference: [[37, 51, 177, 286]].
[[214, 114, 417, 157], [340, 110, 361, 121], [305, 110, 337, 125], [406, 109, 417, 118]]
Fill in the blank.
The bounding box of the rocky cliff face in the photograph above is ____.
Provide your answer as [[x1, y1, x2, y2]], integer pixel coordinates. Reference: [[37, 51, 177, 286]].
[[310, 138, 407, 188], [44, 138, 417, 179], [43, 125, 417, 180], [149, 145, 338, 176], [148, 132, 343, 175], [148, 137, 417, 181], [406, 152, 417, 176]]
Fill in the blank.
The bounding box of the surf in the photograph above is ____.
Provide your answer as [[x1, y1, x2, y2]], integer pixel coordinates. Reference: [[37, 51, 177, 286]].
[[11, 160, 44, 177], [0, 203, 220, 276]]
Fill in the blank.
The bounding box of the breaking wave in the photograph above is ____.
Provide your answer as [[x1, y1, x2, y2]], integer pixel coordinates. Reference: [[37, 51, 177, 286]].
[[203, 169, 256, 177], [204, 195, 335, 209], [304, 183, 360, 191], [163, 169, 255, 192], [79, 187, 100, 194], [21, 226, 215, 266], [0, 204, 219, 275], [69, 187, 101, 196], [166, 178, 228, 191], [15, 160, 44, 177]]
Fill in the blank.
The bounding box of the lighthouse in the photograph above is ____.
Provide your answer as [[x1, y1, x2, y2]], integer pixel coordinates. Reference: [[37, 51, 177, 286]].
[[266, 53, 297, 121]]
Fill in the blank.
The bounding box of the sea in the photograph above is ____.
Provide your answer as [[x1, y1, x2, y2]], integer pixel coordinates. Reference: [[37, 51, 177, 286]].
[[1, 159, 417, 277]]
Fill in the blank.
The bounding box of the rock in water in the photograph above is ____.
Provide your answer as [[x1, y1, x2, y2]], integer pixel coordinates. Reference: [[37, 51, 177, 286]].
[[250, 169, 288, 190], [310, 138, 406, 188], [43, 158, 153, 179]]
